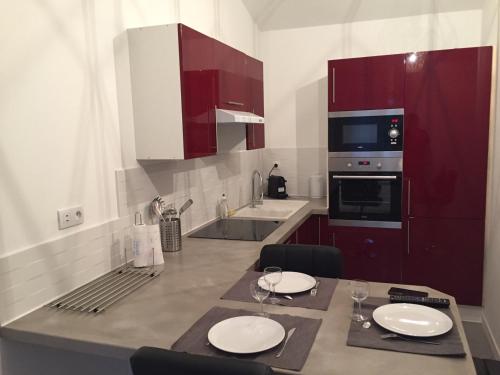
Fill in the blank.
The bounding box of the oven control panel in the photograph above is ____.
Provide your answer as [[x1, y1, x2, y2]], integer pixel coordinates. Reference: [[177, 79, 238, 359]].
[[329, 157, 402, 172]]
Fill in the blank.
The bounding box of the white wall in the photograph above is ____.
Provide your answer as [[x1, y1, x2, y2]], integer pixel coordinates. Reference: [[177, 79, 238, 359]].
[[0, 1, 258, 373], [482, 0, 500, 359], [0, 0, 257, 259]]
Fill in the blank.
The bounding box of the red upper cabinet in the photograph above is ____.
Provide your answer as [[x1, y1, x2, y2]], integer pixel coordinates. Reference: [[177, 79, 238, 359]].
[[214, 40, 249, 111], [124, 24, 265, 160], [403, 47, 492, 219], [178, 24, 216, 159], [246, 56, 265, 150], [328, 54, 405, 112]]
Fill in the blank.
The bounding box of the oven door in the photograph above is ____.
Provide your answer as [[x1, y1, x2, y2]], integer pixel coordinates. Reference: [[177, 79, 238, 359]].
[[328, 109, 403, 153], [328, 171, 402, 228]]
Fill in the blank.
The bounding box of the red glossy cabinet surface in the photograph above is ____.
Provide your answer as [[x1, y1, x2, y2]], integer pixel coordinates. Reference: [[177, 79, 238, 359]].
[[328, 54, 405, 112], [296, 215, 320, 245], [335, 227, 403, 283], [246, 56, 265, 150], [178, 24, 216, 159], [404, 218, 485, 306], [318, 216, 402, 283], [403, 47, 492, 219], [214, 40, 249, 111]]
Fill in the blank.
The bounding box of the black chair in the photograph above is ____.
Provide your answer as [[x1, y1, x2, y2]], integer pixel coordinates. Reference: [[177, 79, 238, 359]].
[[473, 357, 500, 375], [259, 244, 343, 278], [130, 347, 275, 375]]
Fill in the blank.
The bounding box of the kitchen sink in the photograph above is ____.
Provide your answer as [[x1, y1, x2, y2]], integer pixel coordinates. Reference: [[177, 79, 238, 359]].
[[231, 199, 308, 221]]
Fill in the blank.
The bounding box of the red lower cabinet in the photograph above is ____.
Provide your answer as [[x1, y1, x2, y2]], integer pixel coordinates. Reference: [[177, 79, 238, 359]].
[[403, 217, 485, 305], [331, 226, 403, 283], [318, 216, 402, 283], [284, 232, 297, 244], [296, 215, 320, 245]]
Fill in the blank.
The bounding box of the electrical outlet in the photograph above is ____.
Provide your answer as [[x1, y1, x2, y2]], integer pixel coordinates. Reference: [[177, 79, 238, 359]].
[[57, 206, 84, 230], [273, 160, 280, 168]]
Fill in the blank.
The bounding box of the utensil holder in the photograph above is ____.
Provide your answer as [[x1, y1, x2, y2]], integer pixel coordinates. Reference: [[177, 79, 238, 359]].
[[160, 218, 182, 252]]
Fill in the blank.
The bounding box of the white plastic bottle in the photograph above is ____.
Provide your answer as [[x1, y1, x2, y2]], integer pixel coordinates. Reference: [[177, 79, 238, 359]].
[[219, 193, 229, 219]]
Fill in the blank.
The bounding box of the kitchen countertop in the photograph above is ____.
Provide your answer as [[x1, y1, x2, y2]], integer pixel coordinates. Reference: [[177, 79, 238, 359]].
[[0, 198, 475, 374]]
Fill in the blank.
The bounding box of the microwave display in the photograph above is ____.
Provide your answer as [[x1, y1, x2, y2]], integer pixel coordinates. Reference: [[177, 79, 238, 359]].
[[343, 123, 377, 144]]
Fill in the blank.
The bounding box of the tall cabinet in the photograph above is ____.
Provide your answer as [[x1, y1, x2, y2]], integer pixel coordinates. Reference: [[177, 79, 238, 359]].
[[402, 47, 492, 305], [326, 47, 492, 305]]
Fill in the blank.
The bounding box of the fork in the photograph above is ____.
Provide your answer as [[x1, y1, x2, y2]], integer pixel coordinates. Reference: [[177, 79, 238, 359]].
[[310, 279, 320, 296], [380, 333, 440, 345], [276, 327, 296, 357]]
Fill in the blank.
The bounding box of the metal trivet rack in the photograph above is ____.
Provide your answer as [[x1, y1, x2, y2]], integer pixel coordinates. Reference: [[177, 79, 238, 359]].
[[47, 264, 159, 314]]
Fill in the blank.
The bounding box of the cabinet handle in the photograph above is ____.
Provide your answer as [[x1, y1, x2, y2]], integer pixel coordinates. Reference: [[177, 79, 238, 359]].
[[332, 67, 335, 104], [407, 220, 410, 255], [332, 175, 398, 180], [226, 101, 244, 107], [407, 178, 411, 216], [332, 232, 336, 247]]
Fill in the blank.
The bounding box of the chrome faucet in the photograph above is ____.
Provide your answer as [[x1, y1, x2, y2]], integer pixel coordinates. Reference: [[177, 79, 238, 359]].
[[250, 170, 264, 208]]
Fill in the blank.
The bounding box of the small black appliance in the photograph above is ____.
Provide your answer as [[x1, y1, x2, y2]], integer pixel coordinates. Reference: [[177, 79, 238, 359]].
[[268, 175, 288, 199]]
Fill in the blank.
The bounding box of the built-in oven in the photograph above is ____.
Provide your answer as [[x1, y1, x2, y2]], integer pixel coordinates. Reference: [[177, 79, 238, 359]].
[[328, 156, 402, 228], [328, 108, 404, 155]]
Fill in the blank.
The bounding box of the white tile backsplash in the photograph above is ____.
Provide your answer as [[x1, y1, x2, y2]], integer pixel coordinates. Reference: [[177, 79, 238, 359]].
[[0, 147, 325, 325]]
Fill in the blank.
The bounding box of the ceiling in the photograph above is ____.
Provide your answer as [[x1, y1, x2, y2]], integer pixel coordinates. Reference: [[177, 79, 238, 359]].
[[242, 0, 486, 31]]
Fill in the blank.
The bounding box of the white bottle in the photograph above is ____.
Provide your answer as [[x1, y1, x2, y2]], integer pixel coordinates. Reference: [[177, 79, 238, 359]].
[[219, 193, 229, 219]]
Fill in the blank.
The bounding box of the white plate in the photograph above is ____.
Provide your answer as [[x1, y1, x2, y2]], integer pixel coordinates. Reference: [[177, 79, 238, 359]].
[[373, 303, 453, 337], [258, 271, 316, 294], [207, 316, 285, 354]]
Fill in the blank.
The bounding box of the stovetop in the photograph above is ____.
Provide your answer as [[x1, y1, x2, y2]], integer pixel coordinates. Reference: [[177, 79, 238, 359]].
[[188, 219, 282, 241]]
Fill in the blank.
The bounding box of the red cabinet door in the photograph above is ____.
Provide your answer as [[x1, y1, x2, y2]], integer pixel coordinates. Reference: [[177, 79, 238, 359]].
[[403, 47, 492, 219], [328, 54, 405, 112], [319, 215, 335, 246], [296, 215, 320, 245], [332, 226, 403, 283], [319, 216, 402, 283], [404, 217, 484, 305], [284, 232, 297, 244], [178, 24, 216, 159], [246, 56, 265, 150], [214, 40, 249, 111]]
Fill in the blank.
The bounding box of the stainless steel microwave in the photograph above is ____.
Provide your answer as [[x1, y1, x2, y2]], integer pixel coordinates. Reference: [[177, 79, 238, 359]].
[[328, 108, 404, 155]]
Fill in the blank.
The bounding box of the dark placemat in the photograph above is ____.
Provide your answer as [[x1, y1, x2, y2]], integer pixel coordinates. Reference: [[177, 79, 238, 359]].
[[221, 270, 337, 311], [347, 297, 466, 357], [171, 306, 322, 371]]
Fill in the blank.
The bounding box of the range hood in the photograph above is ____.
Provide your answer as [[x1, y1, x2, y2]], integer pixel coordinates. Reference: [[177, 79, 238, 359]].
[[216, 109, 264, 124]]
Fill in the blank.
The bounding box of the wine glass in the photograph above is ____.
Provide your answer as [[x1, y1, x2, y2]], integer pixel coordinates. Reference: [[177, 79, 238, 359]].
[[349, 279, 369, 322], [263, 266, 282, 305], [250, 279, 270, 317]]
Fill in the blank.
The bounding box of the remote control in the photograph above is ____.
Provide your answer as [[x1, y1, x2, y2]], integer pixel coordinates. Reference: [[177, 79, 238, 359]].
[[390, 295, 450, 308], [388, 287, 428, 298]]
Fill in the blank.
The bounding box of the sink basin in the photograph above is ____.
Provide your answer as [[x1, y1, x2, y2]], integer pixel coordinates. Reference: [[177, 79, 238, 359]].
[[231, 199, 308, 221]]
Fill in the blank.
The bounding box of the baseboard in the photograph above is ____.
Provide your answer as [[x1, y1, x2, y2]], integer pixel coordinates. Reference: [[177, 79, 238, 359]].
[[458, 305, 484, 323], [482, 312, 500, 360]]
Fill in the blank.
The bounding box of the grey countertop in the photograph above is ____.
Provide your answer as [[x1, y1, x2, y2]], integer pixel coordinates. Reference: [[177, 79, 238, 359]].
[[0, 198, 475, 374]]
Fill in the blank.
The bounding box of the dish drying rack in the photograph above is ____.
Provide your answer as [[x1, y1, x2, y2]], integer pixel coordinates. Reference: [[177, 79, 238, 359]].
[[47, 241, 161, 314]]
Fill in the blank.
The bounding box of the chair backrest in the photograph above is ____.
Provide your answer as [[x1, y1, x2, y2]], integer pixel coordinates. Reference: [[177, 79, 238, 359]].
[[259, 244, 343, 278], [130, 347, 275, 375]]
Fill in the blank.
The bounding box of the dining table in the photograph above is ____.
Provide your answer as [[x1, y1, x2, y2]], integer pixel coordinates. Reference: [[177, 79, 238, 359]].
[[0, 199, 476, 375]]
